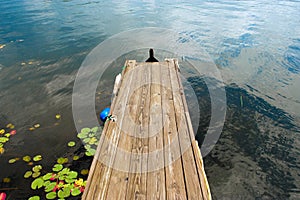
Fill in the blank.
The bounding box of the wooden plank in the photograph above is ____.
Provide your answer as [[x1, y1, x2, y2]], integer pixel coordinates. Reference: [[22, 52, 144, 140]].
[[104, 61, 145, 200], [160, 62, 187, 200], [173, 60, 211, 200], [146, 63, 166, 200], [168, 59, 204, 200], [82, 60, 136, 199], [125, 63, 151, 200]]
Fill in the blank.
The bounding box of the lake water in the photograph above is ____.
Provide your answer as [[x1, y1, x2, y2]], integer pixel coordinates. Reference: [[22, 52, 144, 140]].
[[0, 0, 300, 199]]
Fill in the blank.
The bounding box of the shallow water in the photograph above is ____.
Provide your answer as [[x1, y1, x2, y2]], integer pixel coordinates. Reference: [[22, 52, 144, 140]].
[[0, 0, 300, 199]]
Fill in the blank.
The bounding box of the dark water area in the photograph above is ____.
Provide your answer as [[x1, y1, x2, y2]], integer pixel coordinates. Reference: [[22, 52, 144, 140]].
[[187, 76, 299, 199], [1, 0, 300, 199]]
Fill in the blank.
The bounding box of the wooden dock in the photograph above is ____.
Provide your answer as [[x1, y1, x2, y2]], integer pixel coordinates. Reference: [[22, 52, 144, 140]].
[[83, 59, 211, 200]]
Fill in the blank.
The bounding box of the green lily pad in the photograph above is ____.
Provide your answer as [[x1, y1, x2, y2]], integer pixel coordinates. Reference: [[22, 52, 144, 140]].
[[53, 164, 63, 172], [58, 188, 70, 198], [43, 180, 51, 187], [46, 192, 57, 199], [0, 137, 9, 143], [32, 165, 42, 172], [31, 178, 44, 189], [23, 155, 31, 162], [81, 128, 91, 133], [85, 151, 92, 156], [88, 133, 95, 137], [89, 137, 97, 145], [91, 127, 98, 133], [67, 141, 75, 147], [42, 173, 53, 180], [60, 167, 70, 175], [28, 196, 40, 200], [71, 187, 81, 196], [65, 178, 75, 183], [57, 157, 68, 164], [44, 182, 56, 192], [80, 169, 89, 175], [83, 138, 90, 143], [32, 172, 41, 178], [8, 158, 17, 164], [77, 132, 87, 139], [73, 155, 79, 161], [33, 155, 42, 162], [67, 171, 78, 179], [24, 171, 33, 178]]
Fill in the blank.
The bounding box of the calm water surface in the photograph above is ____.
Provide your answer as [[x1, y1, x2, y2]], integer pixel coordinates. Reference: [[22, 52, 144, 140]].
[[0, 0, 299, 199]]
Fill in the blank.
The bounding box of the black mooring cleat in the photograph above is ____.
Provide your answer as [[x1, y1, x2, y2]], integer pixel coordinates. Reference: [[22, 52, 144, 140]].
[[145, 48, 159, 62]]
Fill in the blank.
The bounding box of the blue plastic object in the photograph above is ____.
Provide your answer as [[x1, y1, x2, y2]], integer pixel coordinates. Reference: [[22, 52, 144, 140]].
[[100, 107, 110, 122]]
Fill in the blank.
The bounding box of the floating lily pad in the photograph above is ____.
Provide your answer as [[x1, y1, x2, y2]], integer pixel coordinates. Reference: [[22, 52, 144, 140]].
[[73, 155, 79, 161], [91, 127, 98, 133], [71, 187, 81, 196], [24, 171, 33, 178], [32, 165, 42, 172], [33, 155, 42, 162], [8, 158, 17, 164], [0, 129, 5, 134], [23, 155, 31, 162], [31, 178, 44, 189], [32, 172, 41, 178], [67, 171, 77, 179], [0, 147, 5, 154], [89, 137, 97, 145], [3, 177, 11, 183], [58, 188, 70, 199], [28, 196, 40, 200], [6, 123, 14, 129], [81, 128, 90, 133], [0, 137, 9, 143], [67, 141, 75, 147], [45, 182, 56, 192], [57, 157, 68, 164], [80, 169, 89, 175], [42, 173, 53, 180], [55, 114, 61, 119], [77, 132, 87, 138], [46, 192, 56, 199], [52, 164, 63, 172]]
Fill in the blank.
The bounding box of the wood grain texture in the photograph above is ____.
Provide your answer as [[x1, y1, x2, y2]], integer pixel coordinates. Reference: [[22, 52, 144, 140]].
[[83, 60, 211, 200]]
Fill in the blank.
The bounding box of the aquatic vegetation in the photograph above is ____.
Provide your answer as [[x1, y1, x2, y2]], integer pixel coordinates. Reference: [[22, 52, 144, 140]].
[[55, 114, 61, 119], [77, 127, 101, 156], [2, 178, 11, 183], [0, 124, 17, 154], [3, 124, 100, 199], [28, 162, 87, 200], [57, 157, 68, 164], [67, 141, 75, 147], [24, 165, 42, 179]]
